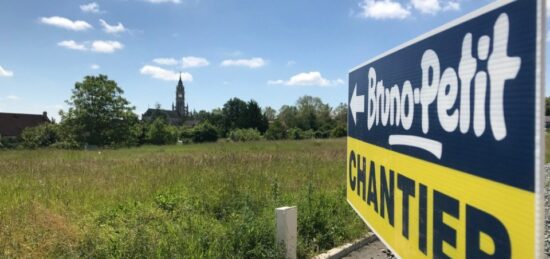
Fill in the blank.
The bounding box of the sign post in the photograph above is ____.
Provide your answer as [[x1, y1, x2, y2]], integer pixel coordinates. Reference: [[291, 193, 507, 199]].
[[347, 0, 545, 258]]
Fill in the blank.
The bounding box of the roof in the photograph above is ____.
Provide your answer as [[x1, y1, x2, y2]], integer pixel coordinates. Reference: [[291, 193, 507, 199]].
[[142, 109, 181, 119], [0, 112, 50, 137]]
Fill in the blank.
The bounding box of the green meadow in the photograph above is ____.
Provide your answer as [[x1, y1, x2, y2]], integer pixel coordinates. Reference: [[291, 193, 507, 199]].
[[0, 138, 367, 258]]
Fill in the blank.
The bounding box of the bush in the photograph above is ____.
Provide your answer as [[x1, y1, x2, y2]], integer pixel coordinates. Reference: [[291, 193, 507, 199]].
[[264, 121, 287, 140], [192, 122, 219, 143], [50, 140, 80, 149], [179, 126, 194, 144], [0, 136, 20, 149], [145, 118, 177, 145], [330, 125, 347, 138], [21, 123, 59, 148], [314, 130, 330, 139], [287, 128, 303, 140], [302, 129, 315, 139], [228, 128, 262, 142]]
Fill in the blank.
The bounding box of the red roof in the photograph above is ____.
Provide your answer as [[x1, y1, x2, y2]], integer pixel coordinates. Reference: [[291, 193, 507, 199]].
[[0, 112, 50, 137]]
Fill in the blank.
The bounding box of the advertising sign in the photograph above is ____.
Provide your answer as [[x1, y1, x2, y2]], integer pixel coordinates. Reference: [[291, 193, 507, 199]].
[[347, 0, 545, 258]]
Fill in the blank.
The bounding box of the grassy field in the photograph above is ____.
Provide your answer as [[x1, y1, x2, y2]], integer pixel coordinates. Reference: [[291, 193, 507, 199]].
[[0, 138, 367, 258]]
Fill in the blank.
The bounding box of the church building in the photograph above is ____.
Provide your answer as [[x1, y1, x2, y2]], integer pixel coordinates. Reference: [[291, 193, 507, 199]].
[[142, 74, 195, 126]]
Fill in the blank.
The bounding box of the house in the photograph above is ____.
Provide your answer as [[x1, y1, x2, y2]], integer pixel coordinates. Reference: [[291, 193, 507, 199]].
[[0, 112, 50, 138]]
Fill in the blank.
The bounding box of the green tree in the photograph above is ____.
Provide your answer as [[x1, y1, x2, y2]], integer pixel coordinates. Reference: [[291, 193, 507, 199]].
[[546, 97, 550, 116], [221, 98, 268, 134], [60, 75, 138, 146], [222, 98, 249, 134], [333, 103, 347, 127], [294, 96, 334, 131], [245, 100, 268, 133], [263, 106, 277, 121], [278, 105, 299, 129]]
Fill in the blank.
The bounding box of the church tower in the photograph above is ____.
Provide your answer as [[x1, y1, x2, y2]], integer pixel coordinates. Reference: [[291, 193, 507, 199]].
[[175, 73, 187, 117]]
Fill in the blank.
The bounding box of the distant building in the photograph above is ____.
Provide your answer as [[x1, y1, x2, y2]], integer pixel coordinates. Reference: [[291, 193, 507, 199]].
[[142, 74, 198, 126], [0, 111, 50, 138]]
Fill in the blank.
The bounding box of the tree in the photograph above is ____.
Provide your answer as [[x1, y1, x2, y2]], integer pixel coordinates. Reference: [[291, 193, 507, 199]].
[[222, 98, 248, 134], [221, 98, 268, 134], [278, 105, 299, 129], [263, 106, 277, 121], [245, 100, 268, 133], [60, 74, 138, 146], [546, 97, 550, 116], [293, 96, 334, 131], [333, 103, 347, 127]]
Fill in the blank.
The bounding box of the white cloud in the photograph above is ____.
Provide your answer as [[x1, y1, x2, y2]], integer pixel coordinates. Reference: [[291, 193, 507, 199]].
[[359, 0, 410, 20], [153, 58, 179, 66], [442, 1, 460, 11], [182, 56, 210, 68], [140, 65, 193, 82], [6, 95, 20, 100], [58, 40, 87, 51], [268, 72, 344, 87], [40, 16, 92, 31], [58, 40, 123, 53], [144, 0, 181, 4], [221, 57, 266, 68], [91, 40, 124, 53], [0, 66, 14, 77], [80, 2, 102, 13], [411, 0, 440, 14], [267, 80, 285, 85], [99, 19, 126, 34], [91, 64, 100, 70]]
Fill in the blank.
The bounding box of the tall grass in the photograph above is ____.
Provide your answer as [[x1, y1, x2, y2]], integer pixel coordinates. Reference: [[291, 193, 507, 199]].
[[0, 139, 367, 258]]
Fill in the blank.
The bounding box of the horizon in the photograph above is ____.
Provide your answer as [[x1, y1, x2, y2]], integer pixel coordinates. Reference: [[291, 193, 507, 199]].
[[0, 0, 545, 121]]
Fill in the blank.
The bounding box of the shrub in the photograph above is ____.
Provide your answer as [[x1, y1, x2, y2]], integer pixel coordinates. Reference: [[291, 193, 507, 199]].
[[228, 128, 262, 142], [179, 126, 194, 144], [21, 123, 59, 148], [192, 122, 219, 143], [287, 128, 303, 140], [330, 125, 347, 138], [145, 118, 177, 145], [0, 136, 20, 149], [302, 129, 315, 139], [50, 140, 80, 149], [264, 121, 287, 140], [314, 130, 330, 139]]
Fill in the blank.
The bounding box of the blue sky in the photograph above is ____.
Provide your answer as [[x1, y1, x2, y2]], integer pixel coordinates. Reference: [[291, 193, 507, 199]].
[[0, 0, 543, 120]]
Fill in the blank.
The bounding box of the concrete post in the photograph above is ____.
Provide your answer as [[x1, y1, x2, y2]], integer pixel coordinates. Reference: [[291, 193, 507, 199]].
[[276, 206, 297, 259]]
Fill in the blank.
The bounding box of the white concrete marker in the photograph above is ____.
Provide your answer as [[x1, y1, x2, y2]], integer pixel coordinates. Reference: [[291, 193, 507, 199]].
[[276, 206, 297, 259]]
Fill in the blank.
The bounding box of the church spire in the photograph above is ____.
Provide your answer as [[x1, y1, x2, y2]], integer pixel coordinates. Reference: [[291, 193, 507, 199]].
[[177, 72, 183, 88]]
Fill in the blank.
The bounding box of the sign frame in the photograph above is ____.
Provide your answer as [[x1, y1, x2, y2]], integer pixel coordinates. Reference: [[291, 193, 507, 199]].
[[346, 0, 545, 258]]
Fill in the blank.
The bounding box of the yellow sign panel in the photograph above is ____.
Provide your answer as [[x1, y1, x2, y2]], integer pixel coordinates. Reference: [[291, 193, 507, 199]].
[[347, 137, 533, 258]]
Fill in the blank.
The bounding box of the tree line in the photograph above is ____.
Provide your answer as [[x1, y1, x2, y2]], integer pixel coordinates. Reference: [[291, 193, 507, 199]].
[[5, 75, 347, 149]]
